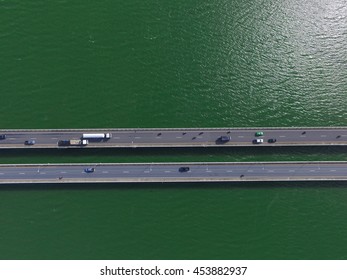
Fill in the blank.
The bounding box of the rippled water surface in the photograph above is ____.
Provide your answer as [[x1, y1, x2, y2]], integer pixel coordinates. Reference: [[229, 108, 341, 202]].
[[0, 0, 346, 259]]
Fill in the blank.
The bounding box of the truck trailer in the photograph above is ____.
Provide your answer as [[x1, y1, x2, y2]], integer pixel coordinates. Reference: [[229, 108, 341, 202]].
[[82, 133, 112, 139], [58, 139, 89, 146]]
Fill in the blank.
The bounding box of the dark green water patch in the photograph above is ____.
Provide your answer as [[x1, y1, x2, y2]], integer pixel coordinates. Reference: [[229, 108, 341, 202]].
[[1, 181, 347, 260]]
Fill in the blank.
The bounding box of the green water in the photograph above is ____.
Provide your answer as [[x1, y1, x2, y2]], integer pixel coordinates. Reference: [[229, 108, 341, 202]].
[[0, 0, 347, 259]]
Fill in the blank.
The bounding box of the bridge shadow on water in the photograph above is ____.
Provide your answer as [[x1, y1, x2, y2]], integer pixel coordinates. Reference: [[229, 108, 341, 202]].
[[0, 181, 346, 192], [0, 145, 347, 162]]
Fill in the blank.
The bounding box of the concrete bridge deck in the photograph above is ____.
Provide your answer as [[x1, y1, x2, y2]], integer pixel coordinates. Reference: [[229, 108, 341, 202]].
[[0, 162, 346, 184], [0, 127, 347, 149]]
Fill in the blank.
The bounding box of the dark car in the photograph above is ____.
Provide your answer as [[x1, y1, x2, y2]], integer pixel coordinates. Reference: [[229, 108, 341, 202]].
[[268, 138, 277, 143], [24, 140, 36, 145], [84, 167, 95, 173], [0, 134, 6, 140], [179, 167, 190, 172], [220, 136, 231, 142], [216, 135, 231, 144]]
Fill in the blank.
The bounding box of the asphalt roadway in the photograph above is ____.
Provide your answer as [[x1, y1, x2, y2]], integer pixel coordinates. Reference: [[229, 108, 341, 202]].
[[0, 127, 347, 148], [0, 162, 346, 184]]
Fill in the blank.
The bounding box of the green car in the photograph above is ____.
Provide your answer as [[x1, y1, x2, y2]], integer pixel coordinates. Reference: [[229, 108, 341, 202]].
[[255, 131, 264, 137]]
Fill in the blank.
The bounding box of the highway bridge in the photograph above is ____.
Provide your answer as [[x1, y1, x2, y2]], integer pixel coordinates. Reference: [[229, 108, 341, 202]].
[[0, 127, 347, 148], [0, 162, 346, 184]]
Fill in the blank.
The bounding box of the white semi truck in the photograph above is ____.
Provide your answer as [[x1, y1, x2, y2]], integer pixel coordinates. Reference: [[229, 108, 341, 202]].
[[82, 133, 112, 139]]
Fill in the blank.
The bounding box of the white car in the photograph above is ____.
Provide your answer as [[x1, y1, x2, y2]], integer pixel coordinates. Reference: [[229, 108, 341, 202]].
[[253, 139, 263, 144]]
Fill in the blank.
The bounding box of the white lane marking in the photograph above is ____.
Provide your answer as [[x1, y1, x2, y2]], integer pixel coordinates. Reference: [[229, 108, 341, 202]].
[[227, 170, 233, 173], [8, 138, 16, 140], [134, 137, 141, 139], [0, 173, 3, 175], [113, 137, 120, 139], [31, 138, 37, 140], [176, 136, 182, 139], [165, 171, 171, 173], [40, 172, 46, 174], [19, 173, 25, 175], [268, 170, 274, 172], [330, 170, 336, 172], [123, 171, 129, 173], [51, 137, 58, 140], [300, 135, 306, 137], [102, 171, 108, 174], [320, 135, 327, 137], [310, 170, 315, 172], [289, 170, 295, 172], [144, 170, 150, 173], [61, 171, 67, 174], [247, 170, 253, 173], [238, 136, 244, 138], [279, 136, 286, 138], [206, 170, 212, 173]]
